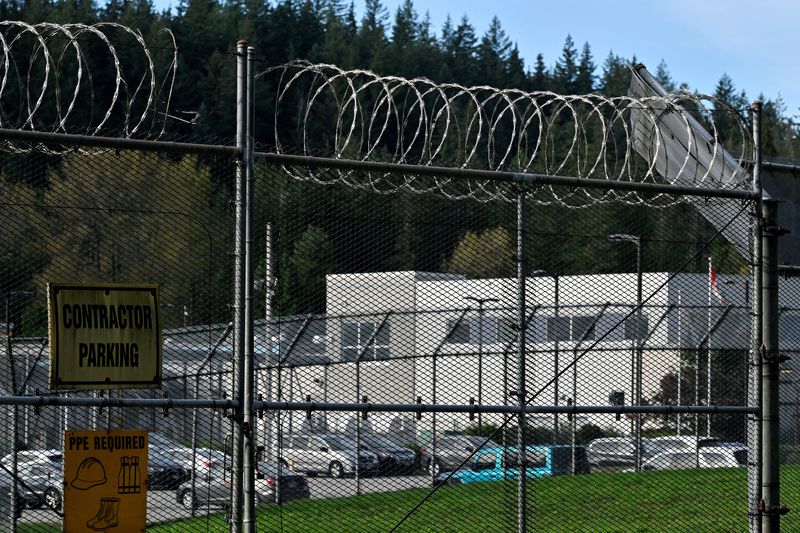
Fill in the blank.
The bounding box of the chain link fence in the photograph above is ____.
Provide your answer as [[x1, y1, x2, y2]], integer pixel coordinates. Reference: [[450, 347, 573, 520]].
[[0, 38, 787, 533]]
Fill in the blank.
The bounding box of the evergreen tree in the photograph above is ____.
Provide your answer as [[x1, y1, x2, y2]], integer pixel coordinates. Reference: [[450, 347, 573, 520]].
[[478, 16, 511, 87], [443, 16, 478, 85], [531, 53, 548, 91], [357, 0, 389, 68], [574, 42, 595, 93], [553, 34, 578, 94], [385, 0, 417, 76], [712, 74, 747, 146], [655, 59, 675, 92], [506, 45, 527, 91], [599, 52, 629, 96]]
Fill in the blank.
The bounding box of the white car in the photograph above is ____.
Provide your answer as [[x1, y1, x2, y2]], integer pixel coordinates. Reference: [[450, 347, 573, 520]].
[[1, 449, 62, 467], [649, 436, 721, 453], [643, 446, 745, 471], [167, 447, 227, 478]]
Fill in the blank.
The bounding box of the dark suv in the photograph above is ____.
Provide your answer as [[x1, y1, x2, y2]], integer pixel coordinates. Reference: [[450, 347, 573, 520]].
[[360, 433, 417, 475], [420, 435, 500, 476]]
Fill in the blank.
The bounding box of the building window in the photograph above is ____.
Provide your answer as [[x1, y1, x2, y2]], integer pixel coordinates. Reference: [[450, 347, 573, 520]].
[[341, 321, 390, 361], [624, 315, 649, 340], [445, 319, 471, 344], [546, 317, 570, 342], [571, 316, 596, 341], [498, 316, 545, 344], [497, 318, 517, 344]]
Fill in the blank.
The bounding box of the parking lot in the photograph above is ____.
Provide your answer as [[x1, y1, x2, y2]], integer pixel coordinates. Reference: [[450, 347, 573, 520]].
[[20, 474, 432, 526]]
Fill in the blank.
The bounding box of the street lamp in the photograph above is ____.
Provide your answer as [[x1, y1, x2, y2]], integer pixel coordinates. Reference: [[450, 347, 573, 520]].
[[533, 269, 560, 444], [608, 233, 643, 471], [464, 296, 499, 436]]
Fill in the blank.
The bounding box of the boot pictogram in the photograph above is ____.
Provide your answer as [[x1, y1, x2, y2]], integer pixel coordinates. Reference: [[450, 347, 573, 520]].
[[86, 497, 120, 530]]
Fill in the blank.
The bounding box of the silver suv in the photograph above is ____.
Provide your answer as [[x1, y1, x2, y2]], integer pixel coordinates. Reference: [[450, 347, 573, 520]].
[[282, 434, 379, 478]]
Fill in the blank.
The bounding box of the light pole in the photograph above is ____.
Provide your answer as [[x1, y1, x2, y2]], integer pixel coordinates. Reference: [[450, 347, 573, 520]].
[[608, 233, 643, 471], [464, 296, 499, 436], [533, 270, 560, 444]]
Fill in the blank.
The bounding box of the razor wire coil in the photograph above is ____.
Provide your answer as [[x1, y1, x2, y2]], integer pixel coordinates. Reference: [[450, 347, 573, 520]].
[[0, 21, 177, 149], [261, 61, 754, 207]]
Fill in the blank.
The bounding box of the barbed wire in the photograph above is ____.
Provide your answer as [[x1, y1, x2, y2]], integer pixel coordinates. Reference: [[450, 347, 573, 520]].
[[0, 21, 177, 151], [259, 61, 754, 206]]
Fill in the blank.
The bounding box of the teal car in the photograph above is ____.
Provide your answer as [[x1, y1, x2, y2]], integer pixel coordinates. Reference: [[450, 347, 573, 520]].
[[438, 445, 590, 484]]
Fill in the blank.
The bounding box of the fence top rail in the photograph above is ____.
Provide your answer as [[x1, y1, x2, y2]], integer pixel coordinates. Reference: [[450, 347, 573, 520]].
[[0, 128, 757, 201], [256, 152, 758, 201], [253, 400, 757, 416]]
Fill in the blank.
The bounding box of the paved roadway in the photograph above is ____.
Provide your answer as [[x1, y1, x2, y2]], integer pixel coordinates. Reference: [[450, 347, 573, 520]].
[[20, 475, 433, 526]]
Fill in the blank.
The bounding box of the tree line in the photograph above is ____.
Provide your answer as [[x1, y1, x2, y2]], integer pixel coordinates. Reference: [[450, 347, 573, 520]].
[[0, 0, 790, 333]]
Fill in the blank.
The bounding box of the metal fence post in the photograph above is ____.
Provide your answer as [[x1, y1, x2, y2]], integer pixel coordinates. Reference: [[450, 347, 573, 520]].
[[516, 189, 527, 533], [749, 100, 763, 533], [242, 44, 257, 533], [230, 39, 248, 533], [762, 198, 782, 532], [6, 329, 16, 533]]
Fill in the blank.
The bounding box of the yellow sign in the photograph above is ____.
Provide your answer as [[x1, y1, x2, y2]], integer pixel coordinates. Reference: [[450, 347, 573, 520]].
[[48, 283, 162, 390], [64, 430, 148, 533]]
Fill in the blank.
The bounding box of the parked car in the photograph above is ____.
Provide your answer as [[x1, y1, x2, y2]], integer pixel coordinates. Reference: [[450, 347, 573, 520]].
[[420, 435, 501, 476], [439, 445, 590, 484], [17, 461, 62, 511], [281, 434, 379, 478], [166, 447, 227, 479], [650, 435, 721, 453], [360, 433, 417, 475], [1, 449, 62, 467], [176, 461, 309, 510], [149, 433, 188, 452], [148, 450, 192, 490], [587, 437, 665, 467], [642, 447, 743, 471]]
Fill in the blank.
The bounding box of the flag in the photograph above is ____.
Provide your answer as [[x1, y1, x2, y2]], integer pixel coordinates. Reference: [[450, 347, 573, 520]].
[[709, 258, 725, 305]]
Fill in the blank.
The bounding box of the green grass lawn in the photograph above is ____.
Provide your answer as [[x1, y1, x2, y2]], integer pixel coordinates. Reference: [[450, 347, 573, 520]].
[[21, 467, 800, 532]]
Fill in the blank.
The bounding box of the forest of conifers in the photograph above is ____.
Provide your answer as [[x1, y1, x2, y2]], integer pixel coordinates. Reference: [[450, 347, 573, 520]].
[[0, 0, 795, 333]]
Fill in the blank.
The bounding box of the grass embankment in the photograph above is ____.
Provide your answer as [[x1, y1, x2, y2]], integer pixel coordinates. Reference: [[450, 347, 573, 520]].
[[22, 467, 800, 532]]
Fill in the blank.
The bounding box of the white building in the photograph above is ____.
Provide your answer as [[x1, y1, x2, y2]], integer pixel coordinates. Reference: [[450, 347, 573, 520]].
[[272, 270, 800, 445]]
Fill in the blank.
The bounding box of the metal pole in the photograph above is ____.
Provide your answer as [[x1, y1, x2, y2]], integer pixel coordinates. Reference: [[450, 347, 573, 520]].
[[516, 190, 527, 533], [749, 100, 763, 533], [192, 324, 233, 518], [230, 39, 247, 533], [708, 257, 713, 438], [5, 296, 17, 533], [431, 330, 437, 488], [356, 358, 361, 496], [571, 355, 577, 476], [242, 44, 257, 533], [265, 223, 275, 462], [695, 343, 700, 467], [635, 241, 643, 472], [554, 276, 560, 444], [761, 199, 781, 533], [608, 234, 642, 468], [478, 306, 483, 436], [465, 297, 499, 436], [677, 290, 682, 435]]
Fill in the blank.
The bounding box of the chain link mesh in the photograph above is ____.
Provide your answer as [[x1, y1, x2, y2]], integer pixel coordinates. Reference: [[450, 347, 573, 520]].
[[0, 32, 781, 531]]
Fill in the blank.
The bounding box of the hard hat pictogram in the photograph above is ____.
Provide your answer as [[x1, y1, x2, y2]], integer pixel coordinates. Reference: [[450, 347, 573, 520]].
[[72, 457, 107, 490]]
